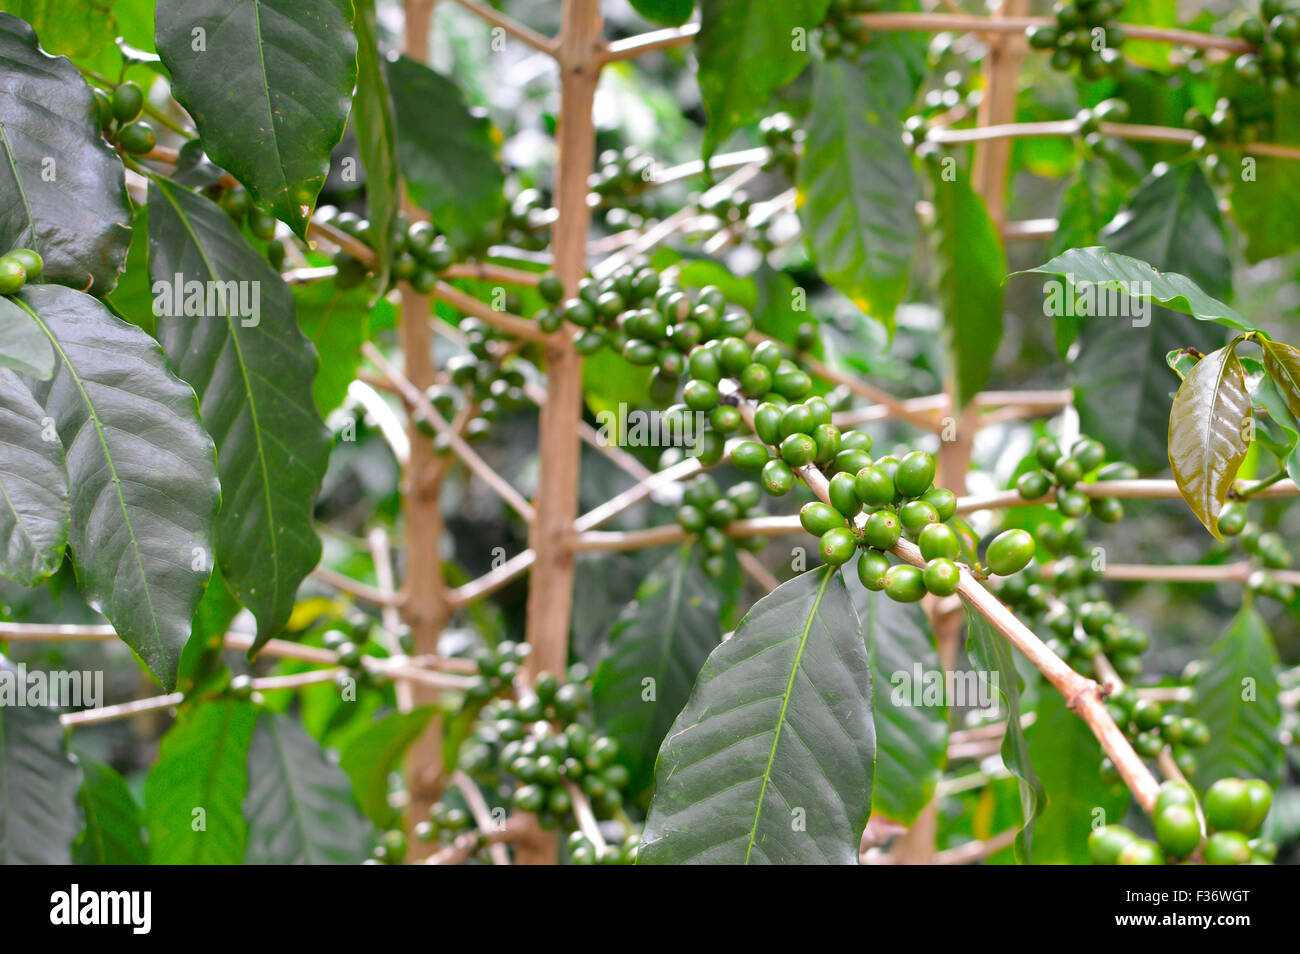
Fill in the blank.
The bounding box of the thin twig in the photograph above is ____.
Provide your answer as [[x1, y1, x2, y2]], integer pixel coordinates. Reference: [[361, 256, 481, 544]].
[[448, 0, 557, 55]]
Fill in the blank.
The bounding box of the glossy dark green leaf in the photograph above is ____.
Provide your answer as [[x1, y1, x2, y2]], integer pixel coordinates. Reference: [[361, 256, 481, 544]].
[[149, 178, 330, 648], [1191, 606, 1284, 790], [1026, 692, 1129, 864], [965, 610, 1042, 863], [630, 0, 694, 26], [592, 545, 727, 794], [1168, 342, 1251, 540], [17, 285, 219, 690], [155, 0, 357, 237], [339, 707, 435, 828], [145, 697, 255, 864], [798, 54, 917, 334], [930, 162, 1005, 405], [351, 0, 396, 291], [0, 12, 131, 293], [73, 752, 148, 864], [387, 56, 503, 249], [847, 573, 947, 826], [0, 367, 66, 585], [640, 566, 873, 865], [1230, 90, 1300, 263], [293, 279, 371, 416], [244, 710, 372, 864], [697, 0, 828, 159], [0, 297, 52, 378], [0, 700, 80, 863]]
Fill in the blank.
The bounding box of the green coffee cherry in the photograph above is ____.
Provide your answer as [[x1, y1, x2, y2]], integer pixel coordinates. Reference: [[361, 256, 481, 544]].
[[819, 527, 857, 566], [800, 501, 844, 537], [985, 529, 1035, 576], [857, 549, 889, 591], [884, 564, 926, 602], [761, 459, 795, 496], [828, 472, 861, 517], [923, 558, 960, 596], [895, 451, 936, 498]]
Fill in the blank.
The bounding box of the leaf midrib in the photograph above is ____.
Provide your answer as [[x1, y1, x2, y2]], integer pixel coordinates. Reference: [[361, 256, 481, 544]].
[[743, 564, 834, 864]]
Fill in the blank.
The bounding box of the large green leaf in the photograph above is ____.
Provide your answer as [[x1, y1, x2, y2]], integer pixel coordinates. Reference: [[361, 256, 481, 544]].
[[149, 178, 330, 647], [387, 56, 503, 248], [155, 0, 357, 237], [592, 545, 728, 794], [351, 0, 396, 291], [0, 1, 116, 58], [1026, 692, 1129, 864], [293, 279, 370, 416], [847, 576, 947, 826], [1168, 342, 1251, 540], [339, 707, 435, 828], [930, 163, 1005, 405], [965, 610, 1042, 863], [639, 566, 873, 865], [244, 710, 372, 864], [0, 12, 131, 293], [798, 53, 917, 334], [0, 367, 66, 585], [697, 0, 828, 159], [0, 296, 52, 378], [17, 285, 219, 690], [145, 697, 256, 864], [1230, 90, 1300, 263], [631, 0, 694, 26], [0, 700, 80, 864], [1191, 605, 1284, 790], [73, 752, 148, 864]]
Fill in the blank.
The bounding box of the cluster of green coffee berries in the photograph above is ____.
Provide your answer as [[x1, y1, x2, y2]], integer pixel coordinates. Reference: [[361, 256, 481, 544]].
[[218, 185, 281, 255], [567, 829, 640, 865], [1026, 0, 1127, 79], [691, 187, 780, 253], [1104, 692, 1210, 777], [1089, 778, 1274, 865], [589, 147, 661, 229], [1217, 504, 1298, 603], [759, 113, 801, 179], [0, 248, 43, 296], [1233, 1, 1300, 94], [460, 639, 534, 703], [501, 187, 551, 251], [819, 0, 883, 61], [93, 80, 157, 155], [1073, 99, 1130, 156], [433, 321, 533, 445], [1015, 434, 1131, 522], [321, 614, 385, 673], [675, 474, 767, 577]]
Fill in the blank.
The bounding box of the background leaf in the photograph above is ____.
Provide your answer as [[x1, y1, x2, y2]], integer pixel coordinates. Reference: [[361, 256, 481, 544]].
[[0, 700, 80, 864], [145, 697, 256, 864], [244, 710, 372, 864], [150, 178, 330, 647], [18, 284, 219, 690], [155, 0, 357, 236], [1191, 605, 1284, 790], [0, 11, 130, 293], [74, 751, 149, 864], [339, 707, 435, 828], [293, 279, 371, 416], [630, 0, 694, 26], [387, 56, 503, 249], [1167, 342, 1251, 539], [1230, 89, 1300, 262], [351, 0, 396, 290], [639, 566, 873, 865], [0, 367, 66, 585], [0, 0, 115, 58]]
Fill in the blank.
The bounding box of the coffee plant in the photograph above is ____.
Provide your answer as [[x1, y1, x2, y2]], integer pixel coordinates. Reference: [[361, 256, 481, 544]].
[[0, 0, 1298, 876]]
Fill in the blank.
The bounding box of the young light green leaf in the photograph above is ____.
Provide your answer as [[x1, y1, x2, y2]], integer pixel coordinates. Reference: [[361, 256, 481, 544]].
[[74, 752, 149, 865], [930, 162, 1005, 406], [293, 279, 371, 416], [155, 0, 357, 237], [17, 285, 219, 690], [1016, 247, 1249, 333], [0, 367, 67, 585], [145, 698, 256, 864], [339, 707, 435, 828], [965, 610, 1042, 863], [639, 566, 873, 865], [149, 178, 331, 649], [592, 545, 728, 794], [1168, 342, 1251, 539], [0, 297, 52, 378], [697, 0, 829, 159], [797, 54, 918, 333], [847, 574, 947, 826], [351, 0, 397, 292], [1230, 89, 1300, 263], [387, 56, 503, 249], [1261, 339, 1300, 424], [244, 711, 373, 864], [0, 12, 131, 293], [1191, 606, 1284, 790], [0, 700, 81, 864]]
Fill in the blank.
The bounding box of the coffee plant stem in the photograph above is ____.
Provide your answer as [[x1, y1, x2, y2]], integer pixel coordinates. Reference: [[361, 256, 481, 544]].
[[600, 22, 700, 63], [448, 0, 557, 56], [453, 771, 513, 866]]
